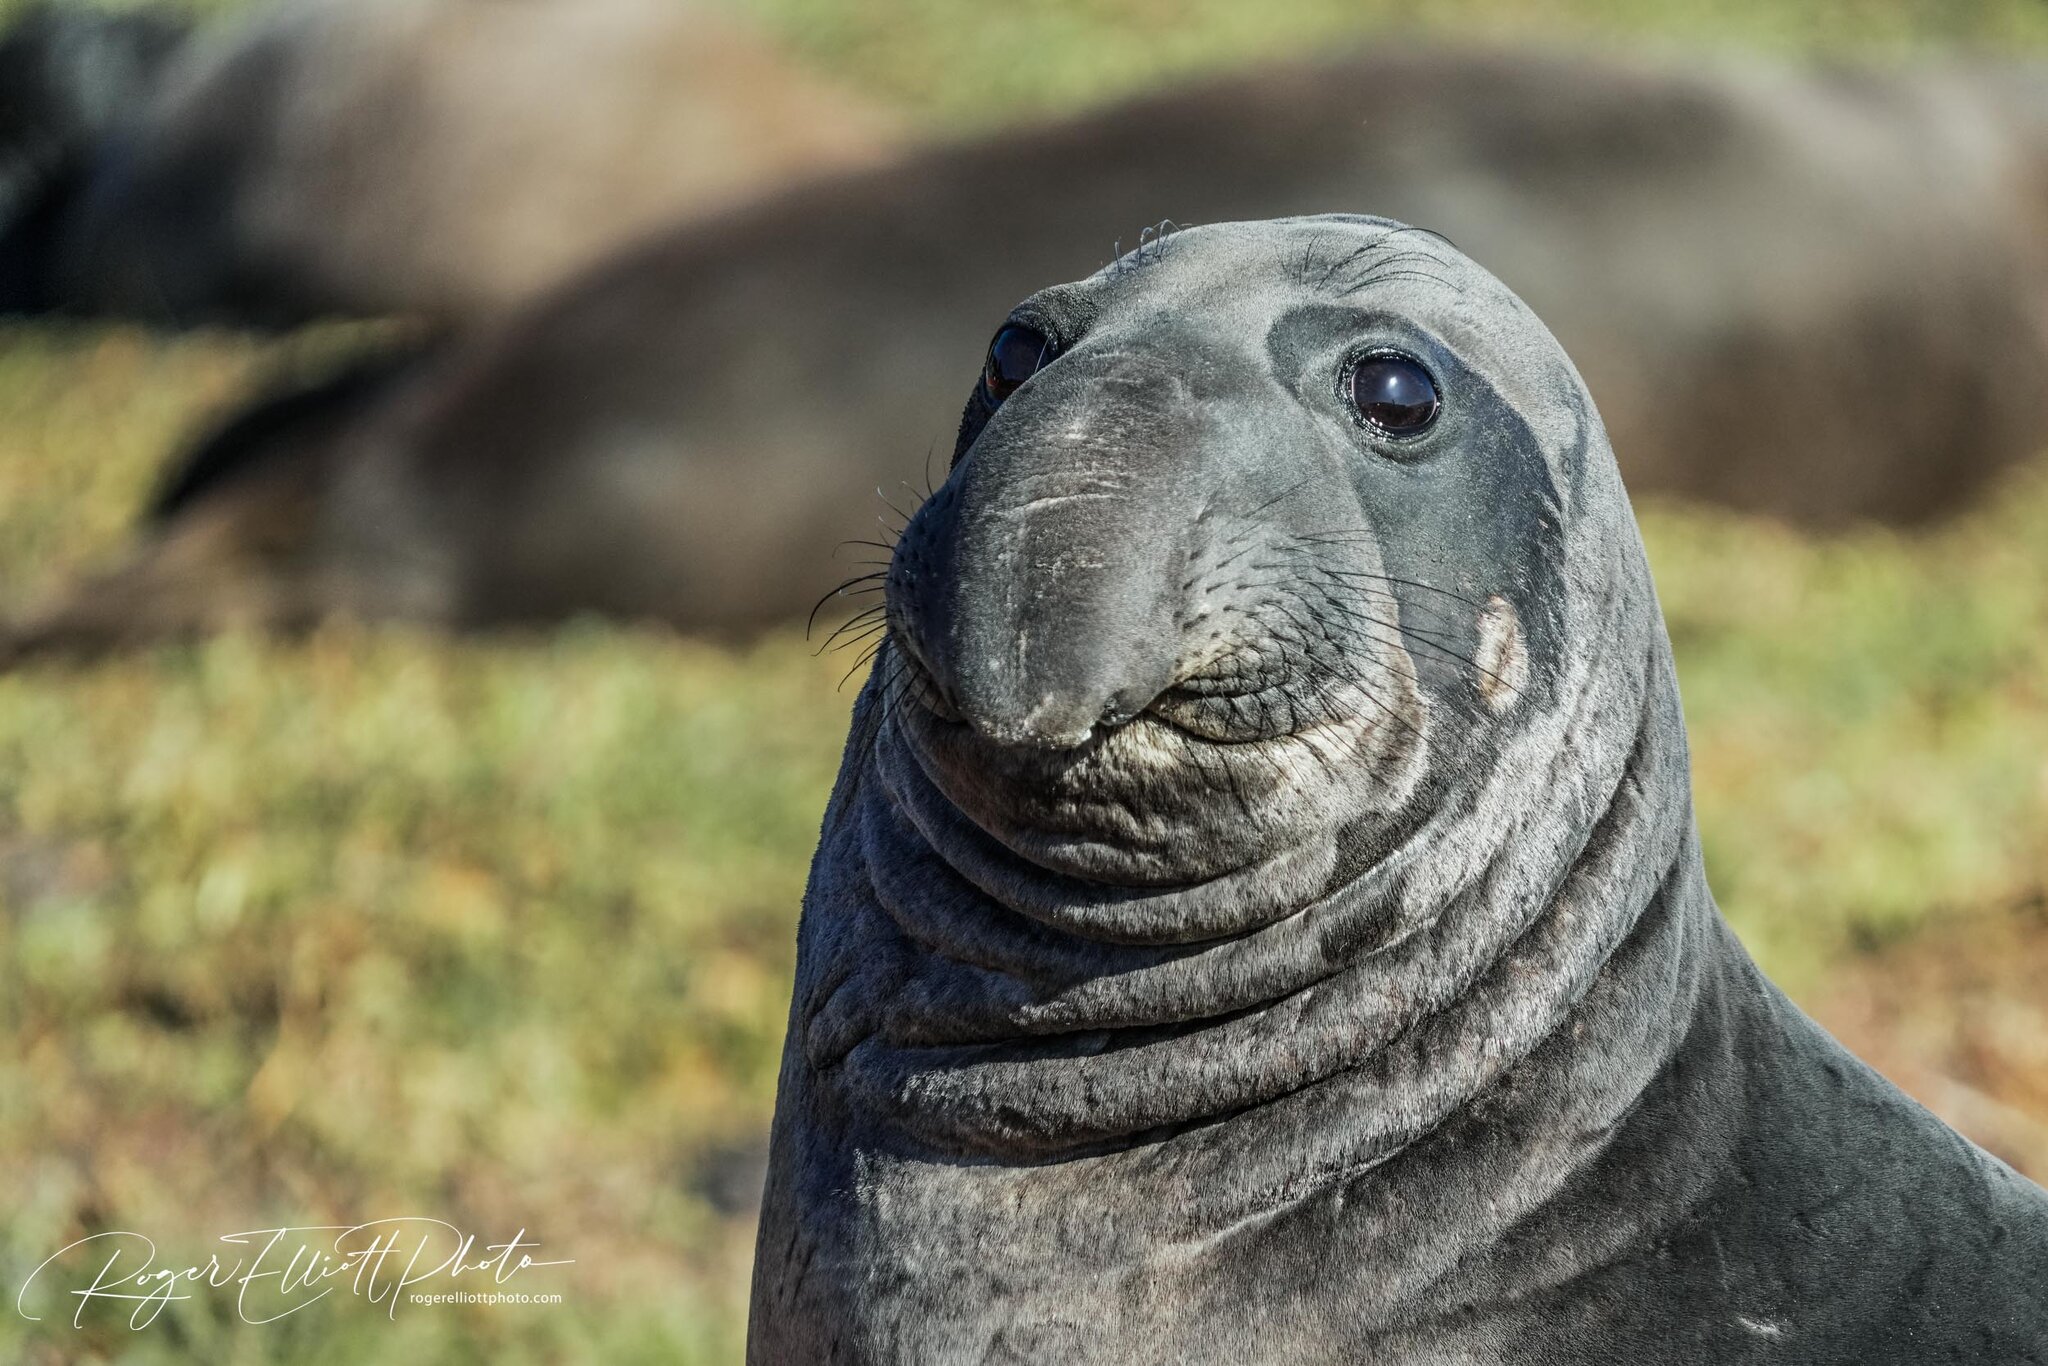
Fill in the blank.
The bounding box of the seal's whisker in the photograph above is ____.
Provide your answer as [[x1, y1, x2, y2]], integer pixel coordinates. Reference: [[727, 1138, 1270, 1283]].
[[850, 649, 911, 772], [820, 614, 888, 656], [1314, 240, 1382, 289], [806, 572, 891, 639], [826, 611, 887, 644], [1270, 546, 1484, 609], [1259, 599, 1429, 749], [1389, 223, 1464, 255], [875, 486, 920, 528], [1343, 247, 1448, 276], [1242, 476, 1316, 522], [1232, 569, 1467, 643], [1292, 231, 1319, 286], [841, 637, 889, 692], [813, 605, 886, 654], [1336, 244, 1461, 292], [1200, 534, 1277, 579], [1295, 580, 1507, 672], [1340, 269, 1461, 297], [1310, 596, 1524, 697], [1238, 562, 1460, 615]]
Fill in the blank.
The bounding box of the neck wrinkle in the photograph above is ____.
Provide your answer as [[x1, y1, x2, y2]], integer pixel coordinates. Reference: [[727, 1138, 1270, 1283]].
[[800, 622, 1697, 1193], [1405, 843, 1733, 1321]]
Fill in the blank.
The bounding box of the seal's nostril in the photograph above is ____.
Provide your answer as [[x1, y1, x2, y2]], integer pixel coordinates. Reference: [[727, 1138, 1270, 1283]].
[[1095, 685, 1158, 733], [954, 682, 1168, 751], [1003, 694, 1103, 751]]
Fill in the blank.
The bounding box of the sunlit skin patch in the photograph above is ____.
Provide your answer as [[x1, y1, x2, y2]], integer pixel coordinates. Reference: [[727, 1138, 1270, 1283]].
[[1474, 594, 1529, 714]]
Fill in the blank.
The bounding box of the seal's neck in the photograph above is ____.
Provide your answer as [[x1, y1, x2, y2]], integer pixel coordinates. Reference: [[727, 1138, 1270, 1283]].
[[768, 615, 1748, 1355], [799, 607, 1711, 1191]]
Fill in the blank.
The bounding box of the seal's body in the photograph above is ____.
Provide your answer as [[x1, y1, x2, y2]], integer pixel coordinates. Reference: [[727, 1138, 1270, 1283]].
[[32, 0, 895, 321], [9, 48, 2048, 658], [746, 217, 2048, 1363], [0, 3, 189, 312]]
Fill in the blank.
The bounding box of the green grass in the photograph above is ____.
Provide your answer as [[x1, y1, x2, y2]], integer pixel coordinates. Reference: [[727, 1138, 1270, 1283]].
[[5, 1, 2048, 1362], [746, 0, 2048, 127], [1646, 485, 2048, 985], [1, 625, 842, 1365]]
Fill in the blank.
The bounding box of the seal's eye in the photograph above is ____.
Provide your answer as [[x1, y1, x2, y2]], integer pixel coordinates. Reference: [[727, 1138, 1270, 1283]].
[[1347, 352, 1441, 437], [983, 324, 1056, 404]]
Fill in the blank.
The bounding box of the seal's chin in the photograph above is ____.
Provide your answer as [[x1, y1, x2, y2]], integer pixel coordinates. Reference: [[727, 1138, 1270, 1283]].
[[885, 645, 1427, 888]]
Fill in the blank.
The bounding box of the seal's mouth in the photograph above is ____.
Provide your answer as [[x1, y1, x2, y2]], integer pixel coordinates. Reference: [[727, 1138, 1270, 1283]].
[[1144, 673, 1317, 745], [888, 624, 1320, 750], [878, 631, 1422, 887]]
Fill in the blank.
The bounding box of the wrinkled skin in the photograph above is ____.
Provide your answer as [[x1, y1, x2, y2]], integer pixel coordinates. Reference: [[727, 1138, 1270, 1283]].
[[748, 218, 2048, 1364]]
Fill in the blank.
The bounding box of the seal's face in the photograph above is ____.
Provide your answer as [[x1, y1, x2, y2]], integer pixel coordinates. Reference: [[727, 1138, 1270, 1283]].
[[885, 217, 1582, 891]]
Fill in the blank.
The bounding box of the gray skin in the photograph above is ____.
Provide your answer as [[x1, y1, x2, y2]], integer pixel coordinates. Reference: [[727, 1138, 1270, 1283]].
[[8, 47, 2048, 659], [748, 217, 2048, 1364]]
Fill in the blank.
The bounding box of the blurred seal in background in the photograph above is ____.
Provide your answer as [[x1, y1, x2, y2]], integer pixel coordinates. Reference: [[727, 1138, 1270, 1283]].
[[11, 0, 897, 321], [747, 214, 2048, 1364], [0, 1, 189, 311], [6, 45, 2048, 659]]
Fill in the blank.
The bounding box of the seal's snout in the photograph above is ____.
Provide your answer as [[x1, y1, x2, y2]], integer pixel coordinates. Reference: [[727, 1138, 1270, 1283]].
[[969, 683, 1146, 752], [951, 627, 1179, 751], [889, 351, 1203, 753], [899, 490, 1187, 752]]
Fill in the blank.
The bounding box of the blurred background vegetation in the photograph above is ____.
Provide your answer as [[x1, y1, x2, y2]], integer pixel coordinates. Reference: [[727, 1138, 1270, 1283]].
[[3, 0, 2047, 1362]]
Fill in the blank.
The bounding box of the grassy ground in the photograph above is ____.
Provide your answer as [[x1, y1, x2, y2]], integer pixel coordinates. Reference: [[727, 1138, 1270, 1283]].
[[749, 0, 2048, 126], [3, 2, 2047, 1362]]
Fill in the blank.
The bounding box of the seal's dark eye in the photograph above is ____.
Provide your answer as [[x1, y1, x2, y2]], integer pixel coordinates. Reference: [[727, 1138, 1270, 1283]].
[[1347, 352, 1440, 437], [983, 324, 1056, 404]]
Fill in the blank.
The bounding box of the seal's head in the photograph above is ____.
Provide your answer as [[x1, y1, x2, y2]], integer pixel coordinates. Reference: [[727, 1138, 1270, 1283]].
[[886, 214, 1619, 903], [800, 213, 1684, 1172]]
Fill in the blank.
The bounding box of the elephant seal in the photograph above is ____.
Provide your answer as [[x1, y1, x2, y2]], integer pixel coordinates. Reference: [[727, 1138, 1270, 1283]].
[[25, 0, 896, 322], [8, 47, 2048, 660], [746, 217, 2048, 1363], [0, 2, 190, 312]]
